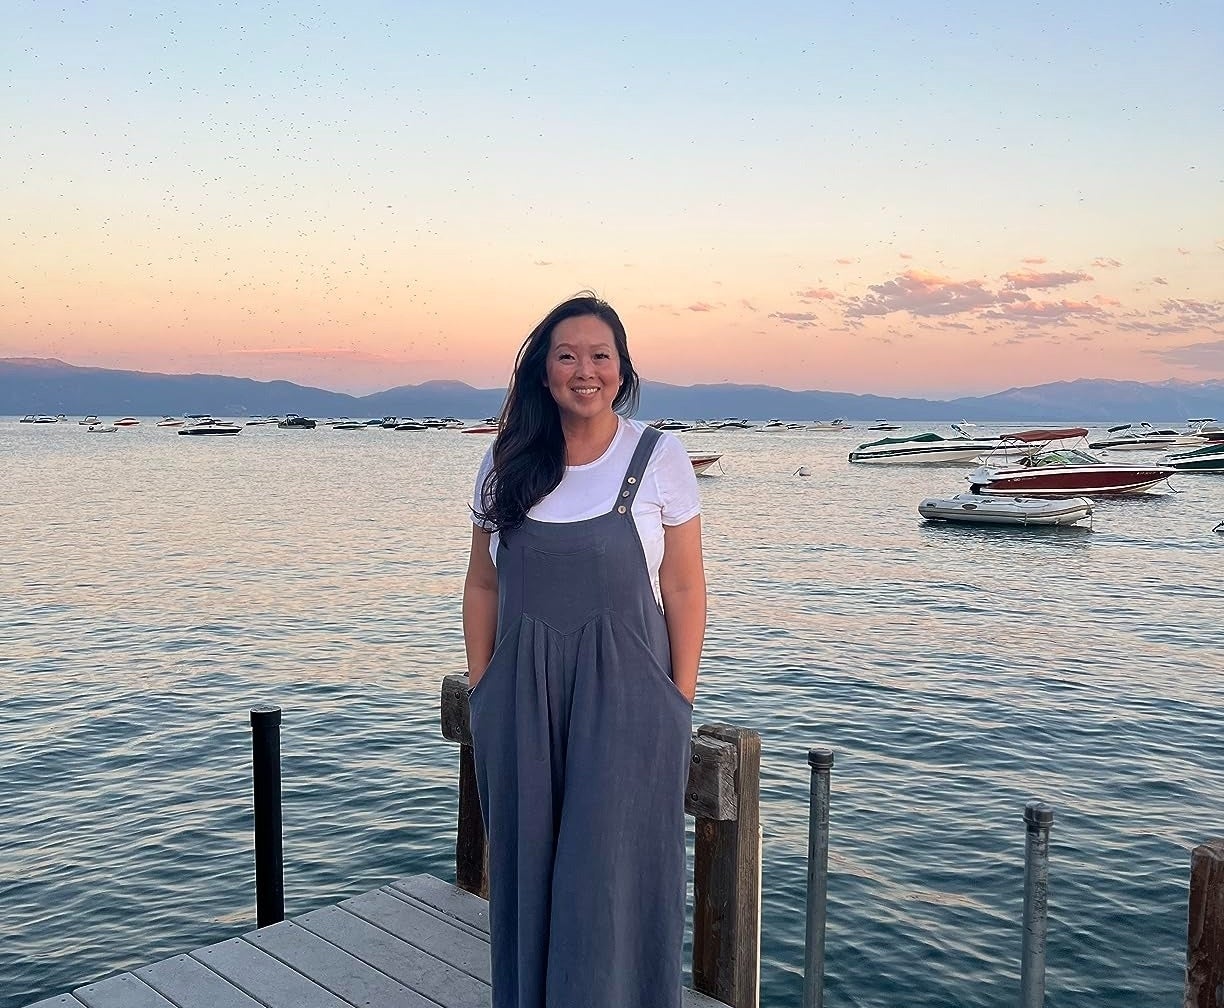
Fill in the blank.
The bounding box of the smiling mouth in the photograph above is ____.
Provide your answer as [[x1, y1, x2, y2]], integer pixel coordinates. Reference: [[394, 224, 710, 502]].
[[573, 387, 600, 396]]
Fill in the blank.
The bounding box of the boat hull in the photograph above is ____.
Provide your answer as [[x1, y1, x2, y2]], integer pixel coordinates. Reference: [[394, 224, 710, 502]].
[[967, 465, 1173, 496], [919, 494, 1093, 526]]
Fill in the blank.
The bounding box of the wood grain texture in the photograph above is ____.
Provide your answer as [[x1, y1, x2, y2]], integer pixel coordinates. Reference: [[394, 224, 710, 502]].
[[1185, 839, 1224, 1008], [692, 724, 762, 1008], [440, 675, 473, 745]]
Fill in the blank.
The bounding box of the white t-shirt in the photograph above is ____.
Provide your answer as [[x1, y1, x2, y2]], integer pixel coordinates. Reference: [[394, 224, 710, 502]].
[[471, 418, 701, 599]]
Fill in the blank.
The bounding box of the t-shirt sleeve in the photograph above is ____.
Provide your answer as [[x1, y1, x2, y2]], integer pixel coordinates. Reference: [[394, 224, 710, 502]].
[[471, 447, 495, 530], [653, 433, 702, 526]]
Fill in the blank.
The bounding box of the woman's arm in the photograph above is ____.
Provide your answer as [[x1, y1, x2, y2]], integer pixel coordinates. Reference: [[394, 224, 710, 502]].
[[462, 526, 499, 687], [658, 515, 706, 703]]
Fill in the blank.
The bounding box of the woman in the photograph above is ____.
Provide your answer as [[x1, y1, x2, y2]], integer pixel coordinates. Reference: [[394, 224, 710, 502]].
[[463, 293, 706, 1008]]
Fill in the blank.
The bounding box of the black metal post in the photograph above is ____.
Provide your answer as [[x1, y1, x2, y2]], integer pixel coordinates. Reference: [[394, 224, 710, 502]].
[[250, 704, 284, 927], [803, 748, 834, 1008]]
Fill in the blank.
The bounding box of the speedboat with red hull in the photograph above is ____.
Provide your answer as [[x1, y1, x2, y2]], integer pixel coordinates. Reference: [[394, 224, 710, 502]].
[[967, 428, 1174, 497]]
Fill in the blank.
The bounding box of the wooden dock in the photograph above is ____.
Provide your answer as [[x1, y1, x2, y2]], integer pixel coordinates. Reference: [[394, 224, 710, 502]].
[[26, 872, 725, 1007]]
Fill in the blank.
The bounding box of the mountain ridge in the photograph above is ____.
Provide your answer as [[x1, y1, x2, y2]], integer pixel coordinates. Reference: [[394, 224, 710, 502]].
[[1, 356, 1219, 422]]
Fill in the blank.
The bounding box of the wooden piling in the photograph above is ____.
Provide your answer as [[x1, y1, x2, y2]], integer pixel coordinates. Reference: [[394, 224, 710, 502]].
[[439, 674, 760, 1006], [439, 676, 487, 898], [1185, 838, 1224, 1008]]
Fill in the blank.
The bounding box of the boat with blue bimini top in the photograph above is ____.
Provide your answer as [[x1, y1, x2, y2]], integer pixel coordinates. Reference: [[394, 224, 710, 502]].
[[918, 493, 1094, 526]]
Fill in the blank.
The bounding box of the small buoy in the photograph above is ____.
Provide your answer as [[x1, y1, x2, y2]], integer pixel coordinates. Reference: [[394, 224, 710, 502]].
[[794, 466, 812, 477]]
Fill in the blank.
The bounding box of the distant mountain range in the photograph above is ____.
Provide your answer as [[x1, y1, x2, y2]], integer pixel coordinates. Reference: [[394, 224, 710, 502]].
[[2, 356, 1221, 423]]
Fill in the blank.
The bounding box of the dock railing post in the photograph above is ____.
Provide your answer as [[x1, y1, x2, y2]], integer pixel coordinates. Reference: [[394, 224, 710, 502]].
[[250, 705, 284, 927], [1185, 838, 1224, 1008], [440, 676, 488, 897], [1020, 800, 1053, 1008], [693, 724, 762, 1008], [803, 748, 834, 1008]]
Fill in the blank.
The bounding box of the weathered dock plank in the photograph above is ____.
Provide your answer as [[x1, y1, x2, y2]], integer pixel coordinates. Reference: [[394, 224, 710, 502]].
[[341, 887, 491, 981], [190, 936, 352, 1008], [73, 973, 177, 1008], [245, 920, 439, 1008], [294, 905, 489, 1008], [25, 874, 727, 1008], [135, 954, 264, 1008]]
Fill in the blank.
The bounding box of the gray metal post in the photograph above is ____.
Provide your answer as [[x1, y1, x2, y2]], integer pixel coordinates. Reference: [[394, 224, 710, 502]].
[[251, 705, 284, 927], [1020, 800, 1054, 1008], [803, 748, 834, 1008]]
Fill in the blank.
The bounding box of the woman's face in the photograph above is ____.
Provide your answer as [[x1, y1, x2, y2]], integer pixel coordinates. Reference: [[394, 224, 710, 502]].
[[544, 315, 622, 423]]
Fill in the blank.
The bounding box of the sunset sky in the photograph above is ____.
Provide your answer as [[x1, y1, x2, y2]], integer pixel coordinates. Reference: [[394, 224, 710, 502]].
[[3, 1, 1221, 396]]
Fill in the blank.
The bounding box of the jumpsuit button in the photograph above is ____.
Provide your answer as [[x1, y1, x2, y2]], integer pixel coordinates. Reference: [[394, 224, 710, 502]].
[[621, 490, 631, 498], [617, 505, 627, 514], [627, 476, 637, 484]]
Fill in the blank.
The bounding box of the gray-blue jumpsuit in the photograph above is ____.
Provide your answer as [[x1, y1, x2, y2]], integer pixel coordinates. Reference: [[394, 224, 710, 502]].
[[469, 427, 694, 1008]]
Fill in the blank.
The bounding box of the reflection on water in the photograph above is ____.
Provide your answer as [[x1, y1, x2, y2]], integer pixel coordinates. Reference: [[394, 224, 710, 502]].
[[2, 420, 1222, 1008]]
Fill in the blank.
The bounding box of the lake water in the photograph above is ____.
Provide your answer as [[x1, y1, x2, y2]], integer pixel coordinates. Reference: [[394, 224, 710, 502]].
[[3, 418, 1222, 1007]]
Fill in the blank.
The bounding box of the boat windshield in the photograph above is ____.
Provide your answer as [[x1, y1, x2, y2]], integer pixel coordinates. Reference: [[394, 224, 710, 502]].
[[1024, 449, 1099, 466]]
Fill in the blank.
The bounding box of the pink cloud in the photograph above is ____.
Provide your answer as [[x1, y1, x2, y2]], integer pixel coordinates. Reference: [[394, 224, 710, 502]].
[[533, 260, 553, 267], [1153, 276, 1169, 285], [740, 299, 759, 312], [1001, 270, 1092, 290], [898, 252, 913, 260], [1021, 257, 1048, 265], [982, 300, 1103, 324], [845, 269, 1025, 318], [686, 302, 716, 312], [1093, 294, 1122, 307], [1091, 257, 1122, 268], [835, 257, 856, 265], [795, 287, 837, 301]]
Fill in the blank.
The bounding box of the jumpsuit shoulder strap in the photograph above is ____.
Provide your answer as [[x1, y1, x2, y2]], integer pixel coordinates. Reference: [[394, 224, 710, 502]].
[[614, 425, 663, 515]]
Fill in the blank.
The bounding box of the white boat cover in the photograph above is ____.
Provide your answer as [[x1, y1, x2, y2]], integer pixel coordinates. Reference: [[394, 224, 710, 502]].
[[918, 493, 1093, 526]]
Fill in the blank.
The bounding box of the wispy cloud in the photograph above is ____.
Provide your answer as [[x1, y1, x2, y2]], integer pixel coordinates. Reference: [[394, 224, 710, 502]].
[[740, 299, 759, 312], [770, 311, 819, 328], [834, 257, 856, 265], [1001, 270, 1092, 290], [1153, 276, 1168, 285], [533, 260, 553, 267], [844, 269, 1025, 318], [1177, 248, 1192, 256], [981, 300, 1103, 325], [795, 287, 837, 301], [898, 252, 913, 260], [1021, 257, 1048, 265], [687, 302, 716, 312], [1148, 338, 1224, 370], [1091, 257, 1122, 268]]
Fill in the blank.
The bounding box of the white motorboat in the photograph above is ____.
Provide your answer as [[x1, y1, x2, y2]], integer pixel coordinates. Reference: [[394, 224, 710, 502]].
[[688, 452, 723, 476], [331, 419, 366, 430], [866, 420, 901, 431], [919, 493, 1093, 526], [1089, 422, 1185, 451], [967, 429, 1174, 496], [156, 416, 185, 427], [809, 418, 854, 430], [79, 415, 99, 425], [113, 417, 141, 427], [86, 423, 118, 433], [849, 425, 1028, 464], [178, 419, 242, 436]]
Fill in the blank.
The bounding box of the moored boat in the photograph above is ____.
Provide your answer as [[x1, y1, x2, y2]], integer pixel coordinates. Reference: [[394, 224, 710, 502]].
[[86, 423, 118, 433], [79, 415, 99, 425], [156, 416, 185, 427], [849, 426, 1026, 464], [918, 493, 1093, 526], [113, 417, 141, 426], [178, 419, 242, 435], [967, 429, 1174, 497], [688, 452, 723, 476], [1161, 442, 1224, 472], [277, 414, 317, 429]]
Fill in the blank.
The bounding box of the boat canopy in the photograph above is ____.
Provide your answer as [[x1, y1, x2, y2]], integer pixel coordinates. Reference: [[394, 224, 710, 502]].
[[1001, 427, 1088, 443]]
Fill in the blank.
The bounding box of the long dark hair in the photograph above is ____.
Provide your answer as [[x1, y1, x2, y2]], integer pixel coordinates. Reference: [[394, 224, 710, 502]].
[[474, 293, 640, 535]]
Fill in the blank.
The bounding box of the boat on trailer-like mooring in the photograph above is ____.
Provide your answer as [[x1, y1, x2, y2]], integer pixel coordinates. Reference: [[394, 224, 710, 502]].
[[919, 493, 1094, 527]]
